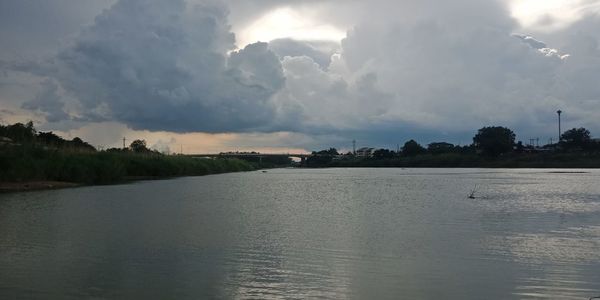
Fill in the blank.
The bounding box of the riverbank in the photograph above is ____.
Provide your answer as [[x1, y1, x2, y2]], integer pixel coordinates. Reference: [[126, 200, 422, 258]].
[[0, 171, 261, 193], [0, 145, 257, 188], [0, 173, 246, 193], [304, 152, 600, 168], [0, 181, 80, 193]]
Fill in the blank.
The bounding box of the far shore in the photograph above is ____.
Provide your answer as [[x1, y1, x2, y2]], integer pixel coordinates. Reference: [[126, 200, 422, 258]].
[[2, 166, 597, 194], [0, 181, 81, 193], [0, 171, 264, 194], [0, 175, 221, 194]]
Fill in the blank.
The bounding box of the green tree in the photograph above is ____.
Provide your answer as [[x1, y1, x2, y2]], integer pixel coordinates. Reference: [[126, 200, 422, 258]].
[[473, 126, 515, 156], [373, 148, 395, 159], [0, 121, 36, 143], [427, 142, 455, 155], [515, 141, 525, 153], [307, 148, 339, 166], [130, 139, 149, 153], [37, 131, 64, 147], [70, 137, 96, 152], [315, 148, 339, 156], [561, 128, 591, 148], [401, 140, 426, 157]]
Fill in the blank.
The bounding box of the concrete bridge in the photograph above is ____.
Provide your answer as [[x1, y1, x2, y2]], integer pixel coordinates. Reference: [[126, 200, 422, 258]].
[[189, 153, 312, 163]]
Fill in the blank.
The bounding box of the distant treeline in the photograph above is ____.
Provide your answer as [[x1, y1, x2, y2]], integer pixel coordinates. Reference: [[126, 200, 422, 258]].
[[0, 121, 96, 152], [0, 122, 255, 184], [306, 126, 600, 168]]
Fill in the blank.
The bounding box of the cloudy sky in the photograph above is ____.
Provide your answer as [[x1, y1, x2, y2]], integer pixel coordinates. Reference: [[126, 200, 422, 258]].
[[1, 0, 600, 153]]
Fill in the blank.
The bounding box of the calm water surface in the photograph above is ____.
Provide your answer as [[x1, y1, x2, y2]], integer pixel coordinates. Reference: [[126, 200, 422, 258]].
[[1, 168, 600, 299]]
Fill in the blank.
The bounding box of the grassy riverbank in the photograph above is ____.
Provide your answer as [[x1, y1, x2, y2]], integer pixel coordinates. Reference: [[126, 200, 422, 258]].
[[307, 152, 600, 168], [0, 145, 255, 186]]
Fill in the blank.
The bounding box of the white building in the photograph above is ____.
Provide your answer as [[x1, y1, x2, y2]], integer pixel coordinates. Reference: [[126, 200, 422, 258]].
[[356, 147, 375, 157]]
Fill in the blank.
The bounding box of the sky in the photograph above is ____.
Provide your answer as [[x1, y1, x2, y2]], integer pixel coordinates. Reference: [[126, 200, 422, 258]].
[[1, 0, 600, 153]]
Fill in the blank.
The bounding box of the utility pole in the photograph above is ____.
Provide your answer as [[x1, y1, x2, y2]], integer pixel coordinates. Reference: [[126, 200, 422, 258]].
[[557, 110, 562, 143], [123, 137, 126, 149], [352, 140, 356, 156], [180, 144, 183, 155]]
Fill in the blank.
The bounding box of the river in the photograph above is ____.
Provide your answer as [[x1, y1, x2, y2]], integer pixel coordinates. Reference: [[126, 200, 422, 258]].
[[1, 168, 600, 299]]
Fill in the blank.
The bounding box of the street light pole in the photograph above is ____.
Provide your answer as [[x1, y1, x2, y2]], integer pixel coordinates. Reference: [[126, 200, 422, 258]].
[[557, 110, 562, 143]]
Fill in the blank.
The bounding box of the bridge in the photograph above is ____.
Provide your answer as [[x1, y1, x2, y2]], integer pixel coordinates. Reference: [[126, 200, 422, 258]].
[[189, 153, 312, 162]]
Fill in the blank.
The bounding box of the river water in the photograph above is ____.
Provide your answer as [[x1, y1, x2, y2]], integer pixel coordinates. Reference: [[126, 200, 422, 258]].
[[1, 168, 600, 299]]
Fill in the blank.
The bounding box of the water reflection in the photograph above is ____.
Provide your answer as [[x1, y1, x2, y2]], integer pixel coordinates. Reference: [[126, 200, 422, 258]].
[[1, 169, 600, 299], [223, 246, 354, 299]]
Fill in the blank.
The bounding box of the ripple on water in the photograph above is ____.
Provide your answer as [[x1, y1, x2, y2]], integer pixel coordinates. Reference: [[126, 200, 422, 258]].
[[2, 168, 600, 299]]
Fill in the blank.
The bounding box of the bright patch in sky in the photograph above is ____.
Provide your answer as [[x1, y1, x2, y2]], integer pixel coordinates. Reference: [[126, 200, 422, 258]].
[[238, 7, 346, 47], [511, 0, 600, 30]]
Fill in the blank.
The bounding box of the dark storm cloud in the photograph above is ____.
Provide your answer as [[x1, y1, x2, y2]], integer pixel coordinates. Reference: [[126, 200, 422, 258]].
[[294, 0, 599, 142], [0, 0, 114, 59], [21, 79, 69, 123], [19, 0, 286, 133], [4, 0, 600, 147]]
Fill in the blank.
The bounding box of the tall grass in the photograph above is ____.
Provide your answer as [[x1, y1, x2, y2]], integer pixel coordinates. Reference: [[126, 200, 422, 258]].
[[0, 145, 255, 184]]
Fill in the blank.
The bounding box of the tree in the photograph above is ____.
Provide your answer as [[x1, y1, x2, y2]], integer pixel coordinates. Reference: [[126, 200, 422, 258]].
[[561, 128, 591, 148], [307, 148, 340, 166], [473, 126, 515, 156], [37, 131, 63, 147], [401, 140, 426, 157], [515, 141, 525, 153], [427, 142, 455, 155], [70, 137, 96, 152], [130, 139, 149, 153], [0, 121, 36, 143], [373, 148, 395, 159], [317, 148, 339, 156]]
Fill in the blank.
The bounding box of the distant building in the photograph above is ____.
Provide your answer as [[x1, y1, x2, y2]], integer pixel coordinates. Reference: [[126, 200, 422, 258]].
[[356, 147, 375, 158]]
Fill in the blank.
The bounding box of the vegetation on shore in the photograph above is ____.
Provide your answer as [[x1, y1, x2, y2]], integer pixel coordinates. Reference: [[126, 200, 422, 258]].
[[305, 126, 600, 168], [3, 121, 599, 187], [0, 122, 255, 185], [321, 152, 600, 168]]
